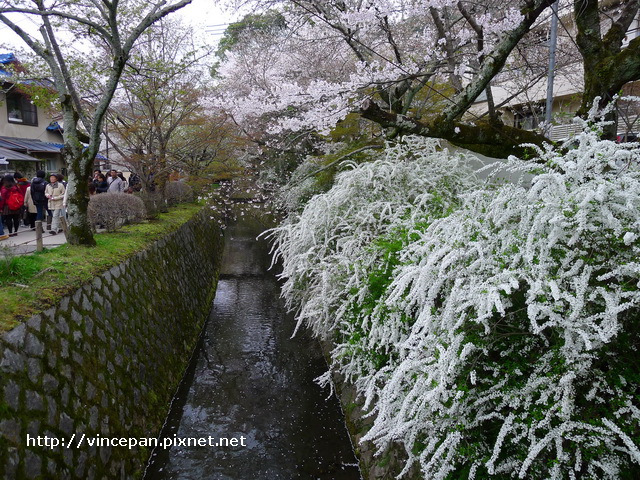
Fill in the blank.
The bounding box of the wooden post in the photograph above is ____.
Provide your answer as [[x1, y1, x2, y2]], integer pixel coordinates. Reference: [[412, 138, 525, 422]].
[[35, 220, 43, 252]]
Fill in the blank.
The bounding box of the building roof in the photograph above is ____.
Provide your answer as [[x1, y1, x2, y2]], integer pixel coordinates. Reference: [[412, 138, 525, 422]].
[[0, 146, 40, 161], [0, 136, 63, 153], [0, 53, 54, 87], [0, 53, 20, 78], [47, 142, 109, 161]]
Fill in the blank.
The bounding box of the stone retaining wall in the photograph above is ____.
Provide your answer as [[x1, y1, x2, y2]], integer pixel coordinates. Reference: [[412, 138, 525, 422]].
[[317, 340, 419, 480], [0, 209, 223, 479], [333, 376, 418, 480]]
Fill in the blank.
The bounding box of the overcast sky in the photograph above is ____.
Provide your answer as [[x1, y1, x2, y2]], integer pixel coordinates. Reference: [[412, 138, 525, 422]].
[[0, 0, 243, 55]]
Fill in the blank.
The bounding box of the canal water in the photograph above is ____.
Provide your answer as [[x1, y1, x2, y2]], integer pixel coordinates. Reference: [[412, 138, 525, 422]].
[[144, 212, 361, 480]]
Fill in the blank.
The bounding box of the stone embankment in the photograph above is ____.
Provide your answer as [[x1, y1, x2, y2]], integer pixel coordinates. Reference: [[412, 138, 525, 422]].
[[0, 208, 223, 479]]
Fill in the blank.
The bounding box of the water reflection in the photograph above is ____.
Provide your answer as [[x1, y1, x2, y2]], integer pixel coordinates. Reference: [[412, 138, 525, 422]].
[[144, 213, 361, 480]]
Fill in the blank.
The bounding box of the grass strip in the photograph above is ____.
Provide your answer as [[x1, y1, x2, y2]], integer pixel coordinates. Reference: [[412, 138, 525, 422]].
[[0, 203, 203, 333]]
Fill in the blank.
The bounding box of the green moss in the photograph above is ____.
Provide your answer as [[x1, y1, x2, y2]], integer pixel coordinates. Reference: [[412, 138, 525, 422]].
[[376, 453, 391, 468]]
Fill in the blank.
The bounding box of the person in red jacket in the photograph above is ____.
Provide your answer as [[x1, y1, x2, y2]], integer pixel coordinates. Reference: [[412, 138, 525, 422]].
[[1, 174, 23, 236], [14, 171, 30, 195], [14, 172, 30, 227], [0, 182, 8, 240]]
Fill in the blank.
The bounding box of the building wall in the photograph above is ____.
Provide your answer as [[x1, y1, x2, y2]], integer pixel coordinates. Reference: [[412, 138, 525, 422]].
[[0, 91, 64, 176], [0, 92, 60, 143], [0, 208, 224, 479]]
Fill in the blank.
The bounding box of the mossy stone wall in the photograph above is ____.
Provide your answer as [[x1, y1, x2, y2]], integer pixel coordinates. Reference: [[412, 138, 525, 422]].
[[318, 340, 419, 480], [0, 209, 223, 479]]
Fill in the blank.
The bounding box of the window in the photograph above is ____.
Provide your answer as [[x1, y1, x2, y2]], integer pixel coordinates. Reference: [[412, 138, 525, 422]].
[[513, 104, 544, 131], [6, 92, 38, 126]]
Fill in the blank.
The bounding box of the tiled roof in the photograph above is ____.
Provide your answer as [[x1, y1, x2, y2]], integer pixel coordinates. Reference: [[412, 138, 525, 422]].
[[0, 146, 40, 161], [0, 136, 62, 153], [47, 142, 108, 161]]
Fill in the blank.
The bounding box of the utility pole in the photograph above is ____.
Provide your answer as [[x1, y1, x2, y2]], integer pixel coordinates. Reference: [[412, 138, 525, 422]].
[[544, 0, 559, 138]]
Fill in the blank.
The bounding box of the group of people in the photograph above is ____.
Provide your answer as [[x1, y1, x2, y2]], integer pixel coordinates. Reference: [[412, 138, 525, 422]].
[[0, 170, 67, 240], [0, 168, 139, 241], [90, 169, 138, 195]]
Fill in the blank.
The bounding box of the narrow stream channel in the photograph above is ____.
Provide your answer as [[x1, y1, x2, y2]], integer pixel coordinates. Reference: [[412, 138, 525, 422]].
[[144, 212, 361, 480]]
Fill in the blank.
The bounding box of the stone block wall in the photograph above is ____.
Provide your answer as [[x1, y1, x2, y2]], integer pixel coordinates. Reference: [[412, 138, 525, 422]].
[[317, 340, 419, 480], [0, 209, 223, 479]]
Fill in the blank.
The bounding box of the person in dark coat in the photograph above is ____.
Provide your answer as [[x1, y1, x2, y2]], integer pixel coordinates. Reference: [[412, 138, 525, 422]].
[[95, 173, 109, 193], [30, 170, 48, 222]]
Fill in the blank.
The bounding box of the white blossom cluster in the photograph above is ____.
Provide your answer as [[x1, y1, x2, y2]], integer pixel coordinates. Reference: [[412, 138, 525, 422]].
[[269, 127, 640, 478], [216, 0, 531, 135]]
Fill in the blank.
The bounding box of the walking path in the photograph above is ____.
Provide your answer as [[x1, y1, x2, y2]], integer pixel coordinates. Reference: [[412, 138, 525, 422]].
[[0, 223, 66, 255], [144, 210, 361, 480]]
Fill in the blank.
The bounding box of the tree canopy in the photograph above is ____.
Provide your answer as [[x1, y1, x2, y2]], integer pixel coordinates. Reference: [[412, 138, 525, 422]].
[[216, 0, 640, 156], [0, 0, 192, 245]]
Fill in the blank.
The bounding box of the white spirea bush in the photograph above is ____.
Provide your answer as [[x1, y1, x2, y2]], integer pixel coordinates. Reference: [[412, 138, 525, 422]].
[[270, 127, 640, 478], [268, 136, 479, 339]]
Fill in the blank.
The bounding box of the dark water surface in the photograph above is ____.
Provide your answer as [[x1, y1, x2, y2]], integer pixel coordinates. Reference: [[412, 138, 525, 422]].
[[144, 215, 361, 480]]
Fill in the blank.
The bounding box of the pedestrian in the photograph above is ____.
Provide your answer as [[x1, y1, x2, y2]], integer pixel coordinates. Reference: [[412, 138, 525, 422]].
[[129, 173, 141, 191], [107, 169, 124, 193], [0, 187, 8, 241], [95, 173, 109, 193], [23, 183, 37, 229], [45, 173, 66, 235], [57, 173, 68, 188], [14, 171, 30, 226], [1, 174, 24, 236], [30, 170, 48, 222], [117, 171, 128, 190], [14, 171, 30, 195]]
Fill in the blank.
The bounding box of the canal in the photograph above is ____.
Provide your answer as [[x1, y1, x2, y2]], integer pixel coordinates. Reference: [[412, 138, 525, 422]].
[[144, 211, 361, 479]]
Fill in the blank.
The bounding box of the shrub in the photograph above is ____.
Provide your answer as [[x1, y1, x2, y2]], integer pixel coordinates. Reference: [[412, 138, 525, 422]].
[[134, 191, 163, 219], [185, 175, 214, 198], [269, 136, 479, 338], [165, 181, 194, 206], [269, 124, 640, 478], [88, 193, 146, 232]]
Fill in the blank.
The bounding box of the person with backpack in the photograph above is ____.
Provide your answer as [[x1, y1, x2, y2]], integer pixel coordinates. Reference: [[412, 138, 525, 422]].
[[30, 170, 48, 222], [1, 174, 25, 237]]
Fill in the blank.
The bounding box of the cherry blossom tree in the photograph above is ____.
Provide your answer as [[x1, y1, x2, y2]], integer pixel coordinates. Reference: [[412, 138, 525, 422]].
[[218, 0, 640, 155], [574, 0, 640, 138], [217, 0, 558, 157], [0, 0, 192, 245], [104, 17, 215, 194]]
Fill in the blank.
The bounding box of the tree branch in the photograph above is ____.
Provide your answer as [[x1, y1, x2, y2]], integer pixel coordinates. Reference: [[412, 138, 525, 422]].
[[293, 144, 384, 185], [35, 0, 90, 132], [440, 0, 556, 125], [360, 99, 549, 157], [601, 0, 639, 55], [0, 6, 112, 40], [431, 6, 463, 92], [87, 0, 193, 158]]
